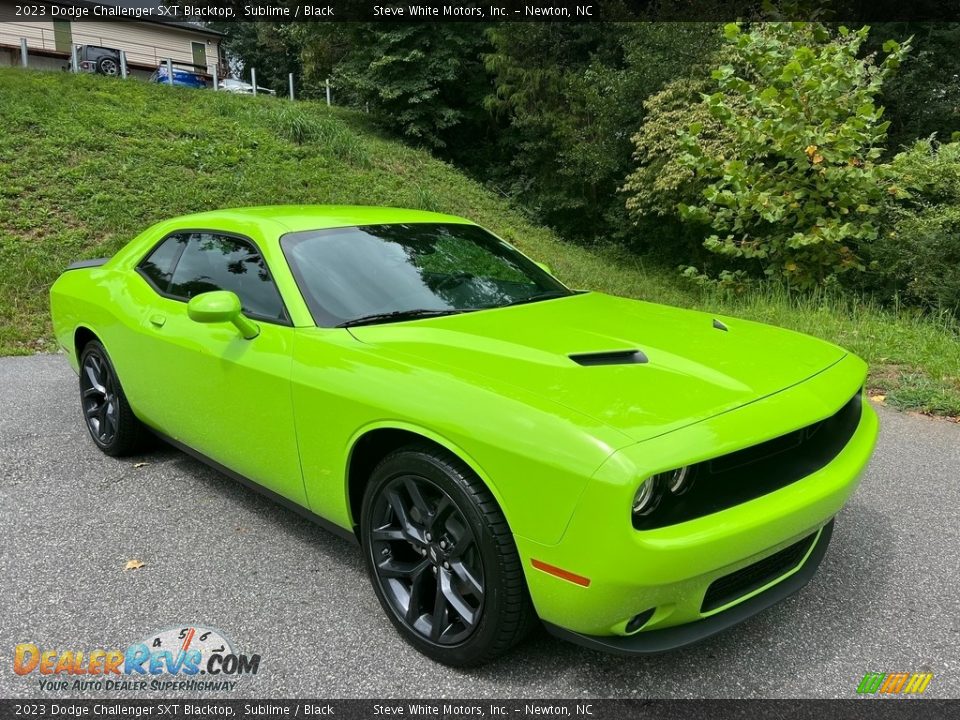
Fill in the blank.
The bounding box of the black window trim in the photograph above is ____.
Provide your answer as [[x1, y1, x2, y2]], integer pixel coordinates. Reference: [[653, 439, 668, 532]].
[[135, 228, 293, 327]]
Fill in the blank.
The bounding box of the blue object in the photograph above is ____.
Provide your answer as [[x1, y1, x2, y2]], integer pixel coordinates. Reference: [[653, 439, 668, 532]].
[[150, 66, 208, 89]]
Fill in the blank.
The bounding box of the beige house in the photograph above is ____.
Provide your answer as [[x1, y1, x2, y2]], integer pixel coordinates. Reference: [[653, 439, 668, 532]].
[[0, 0, 223, 79]]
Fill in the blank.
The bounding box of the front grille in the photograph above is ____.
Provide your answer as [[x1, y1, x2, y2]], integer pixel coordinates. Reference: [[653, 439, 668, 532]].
[[701, 531, 818, 612], [633, 390, 862, 530]]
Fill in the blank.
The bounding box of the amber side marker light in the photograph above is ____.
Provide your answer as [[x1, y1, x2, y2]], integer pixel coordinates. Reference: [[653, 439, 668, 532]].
[[531, 559, 591, 587]]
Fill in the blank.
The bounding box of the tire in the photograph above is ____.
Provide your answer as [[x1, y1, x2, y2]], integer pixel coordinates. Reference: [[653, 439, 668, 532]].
[[78, 340, 149, 456], [97, 57, 119, 76], [360, 445, 535, 666]]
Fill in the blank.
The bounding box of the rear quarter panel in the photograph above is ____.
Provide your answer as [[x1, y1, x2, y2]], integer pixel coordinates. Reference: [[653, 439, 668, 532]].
[[50, 266, 141, 373]]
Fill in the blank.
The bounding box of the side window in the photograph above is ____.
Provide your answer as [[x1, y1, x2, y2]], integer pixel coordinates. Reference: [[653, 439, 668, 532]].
[[138, 234, 188, 292], [167, 233, 286, 321]]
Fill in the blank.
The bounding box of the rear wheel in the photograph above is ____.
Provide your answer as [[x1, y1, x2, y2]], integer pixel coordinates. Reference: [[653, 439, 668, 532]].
[[360, 446, 535, 666], [78, 340, 148, 456], [97, 57, 119, 76]]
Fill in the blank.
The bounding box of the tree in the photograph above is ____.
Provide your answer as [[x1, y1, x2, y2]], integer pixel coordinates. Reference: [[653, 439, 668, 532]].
[[485, 23, 719, 243], [675, 22, 910, 287], [870, 23, 960, 153], [868, 139, 960, 313], [298, 25, 490, 152], [209, 21, 304, 95], [622, 74, 735, 262]]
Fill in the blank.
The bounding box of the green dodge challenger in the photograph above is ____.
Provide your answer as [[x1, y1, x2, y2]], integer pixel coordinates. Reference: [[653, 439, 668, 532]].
[[50, 206, 878, 666]]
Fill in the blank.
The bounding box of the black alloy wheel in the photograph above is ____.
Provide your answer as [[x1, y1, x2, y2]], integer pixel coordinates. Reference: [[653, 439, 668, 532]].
[[81, 349, 119, 446], [78, 340, 148, 456], [361, 446, 535, 666], [369, 474, 485, 645]]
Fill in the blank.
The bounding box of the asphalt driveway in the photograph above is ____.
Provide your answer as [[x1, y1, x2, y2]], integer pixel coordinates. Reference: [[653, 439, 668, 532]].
[[1, 354, 958, 699]]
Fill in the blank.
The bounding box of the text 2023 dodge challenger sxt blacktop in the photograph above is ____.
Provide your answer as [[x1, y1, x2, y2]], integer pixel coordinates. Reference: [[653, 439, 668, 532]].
[[50, 206, 878, 666]]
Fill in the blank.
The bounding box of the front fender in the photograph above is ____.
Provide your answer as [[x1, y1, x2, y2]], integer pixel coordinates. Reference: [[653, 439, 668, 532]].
[[290, 327, 629, 544]]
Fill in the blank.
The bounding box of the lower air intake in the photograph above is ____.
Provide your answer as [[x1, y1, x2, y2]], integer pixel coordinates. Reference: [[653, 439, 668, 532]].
[[701, 530, 818, 613]]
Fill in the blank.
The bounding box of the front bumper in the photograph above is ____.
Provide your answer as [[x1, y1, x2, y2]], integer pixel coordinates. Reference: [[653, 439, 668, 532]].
[[542, 519, 833, 655], [516, 354, 878, 647]]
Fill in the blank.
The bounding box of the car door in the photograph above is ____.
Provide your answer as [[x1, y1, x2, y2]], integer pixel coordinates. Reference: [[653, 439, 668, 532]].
[[130, 231, 306, 506]]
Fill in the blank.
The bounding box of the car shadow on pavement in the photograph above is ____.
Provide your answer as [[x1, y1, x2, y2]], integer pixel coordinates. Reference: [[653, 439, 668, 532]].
[[161, 446, 361, 551]]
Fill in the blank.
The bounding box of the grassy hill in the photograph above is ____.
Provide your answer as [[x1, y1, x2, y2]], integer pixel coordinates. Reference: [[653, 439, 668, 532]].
[[1, 68, 958, 416]]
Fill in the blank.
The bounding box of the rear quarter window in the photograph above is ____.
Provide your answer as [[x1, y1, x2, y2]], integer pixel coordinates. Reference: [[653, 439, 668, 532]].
[[137, 234, 188, 292]]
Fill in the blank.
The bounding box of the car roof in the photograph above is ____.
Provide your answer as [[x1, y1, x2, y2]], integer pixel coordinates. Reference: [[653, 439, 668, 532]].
[[166, 205, 473, 238]]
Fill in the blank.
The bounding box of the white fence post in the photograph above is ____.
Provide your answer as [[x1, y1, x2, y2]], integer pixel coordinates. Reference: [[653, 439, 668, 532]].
[[288, 72, 294, 101], [325, 77, 331, 106], [251, 68, 257, 97], [120, 50, 127, 79], [166, 58, 173, 86], [20, 38, 28, 67], [71, 45, 79, 73], [212, 65, 218, 91]]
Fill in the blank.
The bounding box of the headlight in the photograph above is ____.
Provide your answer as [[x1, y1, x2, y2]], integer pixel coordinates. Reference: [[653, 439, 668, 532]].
[[663, 465, 694, 495], [632, 476, 661, 517], [632, 466, 694, 521]]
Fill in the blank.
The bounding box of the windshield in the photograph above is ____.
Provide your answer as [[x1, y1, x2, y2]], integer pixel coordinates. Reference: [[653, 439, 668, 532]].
[[281, 223, 573, 327]]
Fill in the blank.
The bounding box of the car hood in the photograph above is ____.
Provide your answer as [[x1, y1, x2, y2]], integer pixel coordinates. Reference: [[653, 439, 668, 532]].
[[347, 292, 847, 443]]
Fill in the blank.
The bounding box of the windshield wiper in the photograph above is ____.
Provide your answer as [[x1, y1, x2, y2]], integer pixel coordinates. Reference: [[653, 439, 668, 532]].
[[497, 290, 572, 309], [336, 308, 468, 328]]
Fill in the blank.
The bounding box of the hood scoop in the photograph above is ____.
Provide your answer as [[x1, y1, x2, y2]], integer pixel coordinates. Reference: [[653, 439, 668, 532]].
[[569, 349, 648, 367]]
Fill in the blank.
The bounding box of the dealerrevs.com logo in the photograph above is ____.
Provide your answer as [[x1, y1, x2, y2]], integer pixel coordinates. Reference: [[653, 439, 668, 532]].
[[14, 625, 260, 693]]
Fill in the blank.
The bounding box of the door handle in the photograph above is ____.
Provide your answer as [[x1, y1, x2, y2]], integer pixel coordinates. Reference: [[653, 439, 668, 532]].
[[149, 314, 166, 327]]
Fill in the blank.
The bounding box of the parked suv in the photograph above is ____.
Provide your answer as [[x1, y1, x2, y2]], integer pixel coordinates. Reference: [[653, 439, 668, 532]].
[[76, 45, 122, 76]]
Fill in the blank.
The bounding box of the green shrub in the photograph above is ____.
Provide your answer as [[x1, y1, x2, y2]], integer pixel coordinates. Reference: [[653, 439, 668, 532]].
[[625, 77, 724, 222], [673, 23, 910, 288], [623, 75, 738, 265], [869, 139, 960, 314]]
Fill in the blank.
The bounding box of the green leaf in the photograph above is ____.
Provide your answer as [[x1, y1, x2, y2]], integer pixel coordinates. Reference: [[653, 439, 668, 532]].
[[759, 87, 779, 102], [780, 60, 803, 83], [723, 23, 741, 40]]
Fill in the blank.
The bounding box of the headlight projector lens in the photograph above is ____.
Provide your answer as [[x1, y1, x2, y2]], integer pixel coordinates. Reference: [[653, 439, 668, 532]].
[[632, 477, 660, 516], [665, 465, 693, 495]]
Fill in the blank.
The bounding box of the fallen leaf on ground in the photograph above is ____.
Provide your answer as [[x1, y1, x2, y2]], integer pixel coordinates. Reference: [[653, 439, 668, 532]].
[[870, 394, 886, 404], [124, 559, 145, 571]]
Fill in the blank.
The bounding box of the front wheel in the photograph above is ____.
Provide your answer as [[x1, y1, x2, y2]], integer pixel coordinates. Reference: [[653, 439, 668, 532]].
[[79, 340, 148, 456], [360, 446, 535, 666]]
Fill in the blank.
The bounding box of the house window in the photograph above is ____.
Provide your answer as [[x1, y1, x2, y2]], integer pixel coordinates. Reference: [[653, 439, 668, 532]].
[[191, 42, 207, 71], [53, 21, 72, 54]]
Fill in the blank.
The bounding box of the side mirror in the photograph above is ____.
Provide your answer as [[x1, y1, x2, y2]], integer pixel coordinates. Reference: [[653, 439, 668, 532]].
[[187, 291, 259, 340], [535, 261, 554, 276]]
